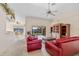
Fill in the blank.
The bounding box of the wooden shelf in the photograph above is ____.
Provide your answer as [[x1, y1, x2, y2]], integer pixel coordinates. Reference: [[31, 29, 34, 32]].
[[51, 23, 70, 38]]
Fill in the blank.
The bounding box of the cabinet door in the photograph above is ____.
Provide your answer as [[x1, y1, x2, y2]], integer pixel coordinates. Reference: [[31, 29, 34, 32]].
[[61, 25, 66, 37], [60, 24, 70, 38], [66, 24, 70, 37]]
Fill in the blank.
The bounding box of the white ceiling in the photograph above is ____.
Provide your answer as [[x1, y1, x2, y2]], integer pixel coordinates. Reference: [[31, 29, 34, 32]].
[[8, 3, 79, 21]]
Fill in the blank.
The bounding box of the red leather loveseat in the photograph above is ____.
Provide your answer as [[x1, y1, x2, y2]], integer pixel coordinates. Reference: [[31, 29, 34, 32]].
[[27, 36, 42, 52], [45, 37, 79, 56]]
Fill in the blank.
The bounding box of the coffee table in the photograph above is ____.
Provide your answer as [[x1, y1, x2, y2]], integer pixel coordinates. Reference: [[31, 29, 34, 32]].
[[42, 37, 56, 43]]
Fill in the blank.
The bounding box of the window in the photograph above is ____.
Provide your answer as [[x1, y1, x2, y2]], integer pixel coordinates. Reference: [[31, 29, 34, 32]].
[[32, 26, 46, 35], [32, 26, 42, 35]]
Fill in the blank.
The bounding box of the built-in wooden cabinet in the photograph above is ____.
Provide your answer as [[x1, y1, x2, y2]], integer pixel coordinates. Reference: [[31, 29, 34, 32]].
[[51, 23, 70, 38]]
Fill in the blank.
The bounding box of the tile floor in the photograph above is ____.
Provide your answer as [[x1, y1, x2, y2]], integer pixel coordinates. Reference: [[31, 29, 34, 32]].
[[0, 40, 49, 56], [1, 40, 79, 56]]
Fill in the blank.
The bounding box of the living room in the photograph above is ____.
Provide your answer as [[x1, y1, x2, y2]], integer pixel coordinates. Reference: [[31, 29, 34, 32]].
[[1, 2, 79, 56]]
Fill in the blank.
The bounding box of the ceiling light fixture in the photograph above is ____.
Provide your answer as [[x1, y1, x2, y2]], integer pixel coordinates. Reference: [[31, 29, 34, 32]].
[[46, 3, 58, 16]]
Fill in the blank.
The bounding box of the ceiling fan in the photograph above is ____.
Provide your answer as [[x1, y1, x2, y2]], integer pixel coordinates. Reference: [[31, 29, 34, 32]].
[[46, 3, 58, 16]]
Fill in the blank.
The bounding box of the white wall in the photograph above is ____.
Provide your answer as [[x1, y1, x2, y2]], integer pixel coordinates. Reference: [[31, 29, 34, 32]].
[[25, 16, 51, 37], [0, 8, 25, 55], [0, 15, 18, 55]]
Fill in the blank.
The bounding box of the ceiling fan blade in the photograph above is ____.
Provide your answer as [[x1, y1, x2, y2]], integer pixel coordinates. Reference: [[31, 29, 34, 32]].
[[48, 3, 51, 10], [51, 13, 55, 16], [53, 10, 58, 12], [51, 3, 56, 6]]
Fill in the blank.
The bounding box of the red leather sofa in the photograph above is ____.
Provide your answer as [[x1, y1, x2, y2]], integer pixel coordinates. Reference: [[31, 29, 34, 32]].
[[45, 37, 79, 56], [27, 36, 42, 52]]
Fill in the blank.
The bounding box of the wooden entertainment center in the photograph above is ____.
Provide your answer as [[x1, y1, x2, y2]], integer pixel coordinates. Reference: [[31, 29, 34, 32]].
[[51, 23, 70, 38]]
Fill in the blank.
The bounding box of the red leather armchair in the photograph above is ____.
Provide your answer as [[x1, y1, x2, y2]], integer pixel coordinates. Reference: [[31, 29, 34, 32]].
[[45, 37, 79, 56], [27, 36, 42, 52]]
